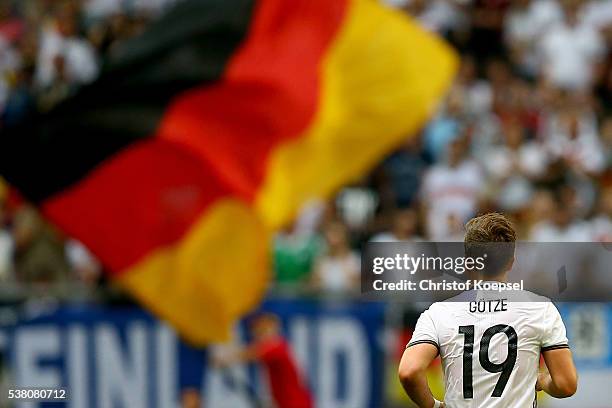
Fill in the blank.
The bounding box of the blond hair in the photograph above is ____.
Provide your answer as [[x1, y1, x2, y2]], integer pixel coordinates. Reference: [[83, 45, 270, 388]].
[[464, 213, 516, 277], [464, 212, 517, 244]]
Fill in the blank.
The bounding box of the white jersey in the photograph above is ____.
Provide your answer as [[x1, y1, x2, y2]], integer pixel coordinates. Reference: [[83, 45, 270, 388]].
[[407, 291, 569, 408]]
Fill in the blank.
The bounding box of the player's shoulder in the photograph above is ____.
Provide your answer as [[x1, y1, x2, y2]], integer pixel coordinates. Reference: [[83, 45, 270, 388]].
[[421, 300, 458, 318], [506, 290, 553, 304]]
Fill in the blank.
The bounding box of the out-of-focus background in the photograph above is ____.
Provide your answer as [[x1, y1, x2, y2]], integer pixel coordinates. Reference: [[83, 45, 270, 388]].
[[0, 0, 610, 407]]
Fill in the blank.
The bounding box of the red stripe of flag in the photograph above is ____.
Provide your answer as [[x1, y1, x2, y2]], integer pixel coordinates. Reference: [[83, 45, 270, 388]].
[[157, 0, 348, 200], [42, 139, 228, 275]]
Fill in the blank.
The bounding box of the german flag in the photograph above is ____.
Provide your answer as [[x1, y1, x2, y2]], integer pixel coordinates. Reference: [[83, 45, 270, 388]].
[[0, 0, 456, 344]]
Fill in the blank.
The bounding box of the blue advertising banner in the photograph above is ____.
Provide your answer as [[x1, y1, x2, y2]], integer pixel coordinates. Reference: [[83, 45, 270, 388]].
[[558, 303, 612, 368], [0, 298, 386, 408], [545, 304, 612, 408]]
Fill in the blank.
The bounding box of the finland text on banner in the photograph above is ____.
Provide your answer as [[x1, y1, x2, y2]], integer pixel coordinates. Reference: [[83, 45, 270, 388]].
[[0, 0, 456, 344]]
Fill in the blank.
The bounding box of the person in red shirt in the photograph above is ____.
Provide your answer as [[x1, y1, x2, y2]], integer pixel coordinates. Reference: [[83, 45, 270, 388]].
[[214, 313, 314, 408]]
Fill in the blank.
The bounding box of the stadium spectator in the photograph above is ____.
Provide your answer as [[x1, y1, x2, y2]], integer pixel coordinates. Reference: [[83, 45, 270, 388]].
[[35, 3, 98, 88], [539, 0, 605, 91], [530, 190, 593, 241], [480, 118, 548, 211], [311, 220, 360, 293], [422, 90, 466, 162], [273, 226, 323, 288], [401, 0, 471, 37], [214, 313, 313, 408], [371, 208, 422, 242], [12, 206, 69, 285], [378, 137, 429, 209], [65, 239, 101, 286], [504, 0, 562, 78], [540, 94, 607, 175], [273, 203, 325, 287], [420, 136, 485, 240], [1, 61, 34, 126]]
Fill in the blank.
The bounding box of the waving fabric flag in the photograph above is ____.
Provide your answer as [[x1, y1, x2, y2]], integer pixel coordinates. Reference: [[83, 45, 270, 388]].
[[0, 0, 456, 344]]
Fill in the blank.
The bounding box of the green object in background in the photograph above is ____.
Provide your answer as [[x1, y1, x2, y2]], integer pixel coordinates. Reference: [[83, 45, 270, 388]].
[[273, 233, 323, 284]]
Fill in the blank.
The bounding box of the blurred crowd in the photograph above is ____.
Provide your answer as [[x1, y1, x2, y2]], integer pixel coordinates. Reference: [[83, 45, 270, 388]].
[[0, 0, 610, 296], [274, 0, 612, 293]]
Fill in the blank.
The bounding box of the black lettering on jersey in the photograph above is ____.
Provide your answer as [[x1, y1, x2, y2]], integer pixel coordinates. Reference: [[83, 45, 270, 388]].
[[469, 299, 508, 313], [458, 325, 474, 398], [480, 324, 518, 397], [459, 324, 518, 399]]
